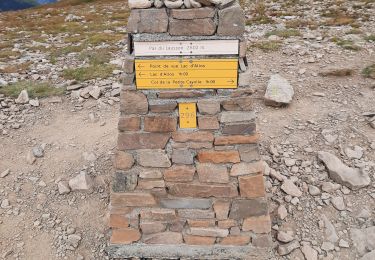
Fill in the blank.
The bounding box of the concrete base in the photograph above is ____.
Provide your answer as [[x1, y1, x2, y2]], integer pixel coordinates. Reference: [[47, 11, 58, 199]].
[[107, 244, 272, 259]]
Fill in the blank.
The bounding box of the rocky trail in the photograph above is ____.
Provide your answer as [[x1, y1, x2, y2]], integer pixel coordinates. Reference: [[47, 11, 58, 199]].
[[0, 0, 374, 259]]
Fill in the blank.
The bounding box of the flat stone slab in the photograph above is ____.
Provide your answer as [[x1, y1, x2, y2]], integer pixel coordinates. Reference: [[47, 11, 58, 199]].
[[107, 244, 271, 259]]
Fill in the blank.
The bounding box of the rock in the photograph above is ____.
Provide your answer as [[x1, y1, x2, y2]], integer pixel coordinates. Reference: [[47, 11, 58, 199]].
[[345, 146, 363, 159], [127, 9, 168, 34], [264, 74, 294, 106], [350, 226, 375, 256], [89, 86, 101, 99], [278, 240, 300, 256], [217, 4, 245, 37], [0, 169, 10, 178], [65, 14, 82, 22], [277, 205, 288, 220], [67, 234, 81, 248], [68, 171, 93, 191], [32, 145, 44, 158], [15, 90, 29, 104], [29, 99, 40, 107], [128, 0, 153, 9], [281, 179, 302, 197], [301, 244, 318, 260], [83, 152, 96, 162], [321, 129, 337, 144], [331, 196, 345, 211], [57, 181, 71, 195], [284, 158, 296, 167], [317, 151, 371, 190], [26, 151, 36, 165], [360, 250, 375, 260], [169, 18, 216, 36], [0, 78, 8, 86], [1, 199, 10, 209], [164, 0, 184, 8], [322, 214, 339, 243], [308, 185, 321, 196], [321, 241, 334, 251], [339, 239, 349, 248], [277, 231, 294, 243], [321, 182, 340, 193]]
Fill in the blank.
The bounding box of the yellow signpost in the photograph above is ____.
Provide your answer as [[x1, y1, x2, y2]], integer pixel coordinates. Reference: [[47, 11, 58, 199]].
[[179, 103, 197, 129], [135, 59, 238, 89]]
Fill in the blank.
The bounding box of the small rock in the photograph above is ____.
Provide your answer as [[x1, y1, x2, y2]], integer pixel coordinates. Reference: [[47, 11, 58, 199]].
[[345, 145, 363, 159], [264, 74, 294, 107], [58, 181, 71, 195], [284, 158, 296, 167], [339, 239, 349, 248], [360, 250, 375, 260], [281, 179, 302, 197], [69, 171, 93, 191], [278, 204, 288, 220], [65, 14, 82, 22], [1, 199, 10, 209], [322, 214, 339, 243], [331, 196, 345, 211], [89, 86, 101, 100], [1, 169, 10, 178], [15, 90, 29, 104], [128, 0, 153, 9], [26, 151, 36, 165], [308, 185, 321, 196], [32, 145, 44, 158], [277, 231, 294, 243], [350, 226, 375, 256], [67, 234, 82, 248], [301, 244, 318, 260], [29, 99, 40, 107], [83, 152, 97, 162], [321, 241, 335, 251], [317, 151, 371, 190], [278, 240, 300, 256]]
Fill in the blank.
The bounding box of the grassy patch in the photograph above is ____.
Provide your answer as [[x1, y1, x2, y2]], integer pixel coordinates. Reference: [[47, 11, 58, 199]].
[[0, 50, 21, 61], [265, 29, 301, 38], [285, 19, 318, 29], [63, 64, 115, 81], [247, 1, 274, 25], [346, 29, 363, 35], [86, 33, 124, 45], [362, 64, 375, 79], [319, 68, 355, 77], [78, 50, 111, 65], [331, 37, 361, 51], [0, 81, 65, 98], [365, 35, 375, 42], [249, 41, 281, 52], [0, 62, 33, 74]]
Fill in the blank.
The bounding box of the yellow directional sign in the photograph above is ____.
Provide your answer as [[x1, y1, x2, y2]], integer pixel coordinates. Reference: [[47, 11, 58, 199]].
[[135, 59, 238, 89], [179, 103, 197, 129]]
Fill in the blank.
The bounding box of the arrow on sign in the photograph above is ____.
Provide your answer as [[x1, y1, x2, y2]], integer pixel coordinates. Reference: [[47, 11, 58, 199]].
[[137, 64, 144, 69], [227, 79, 235, 84], [138, 72, 146, 77]]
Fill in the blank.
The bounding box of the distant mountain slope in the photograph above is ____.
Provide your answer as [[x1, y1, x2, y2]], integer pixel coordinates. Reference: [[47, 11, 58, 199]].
[[0, 0, 56, 11]]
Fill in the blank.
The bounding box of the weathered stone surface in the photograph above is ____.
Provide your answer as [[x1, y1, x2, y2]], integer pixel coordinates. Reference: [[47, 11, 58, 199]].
[[214, 134, 259, 145], [317, 151, 371, 190], [197, 150, 240, 163], [252, 234, 272, 248], [144, 116, 177, 133], [139, 169, 163, 179], [222, 123, 256, 135], [264, 74, 294, 106], [118, 116, 141, 131], [113, 170, 138, 192], [120, 91, 148, 114], [171, 149, 195, 165], [218, 219, 236, 229], [111, 193, 157, 207], [163, 165, 195, 182], [137, 179, 165, 189], [123, 54, 135, 74], [188, 227, 229, 238], [109, 214, 130, 228], [188, 219, 216, 227], [360, 250, 375, 260], [197, 163, 229, 183], [170, 7, 215, 19], [239, 174, 266, 198], [169, 18, 216, 36], [128, 0, 153, 9], [238, 144, 260, 162], [172, 141, 213, 149], [164, 0, 183, 8], [198, 116, 219, 130], [158, 91, 207, 99], [15, 90, 29, 104], [221, 97, 253, 111], [184, 235, 216, 245], [239, 40, 247, 58], [229, 199, 268, 219], [167, 183, 238, 198], [220, 111, 256, 123], [160, 198, 212, 209], [197, 100, 221, 115], [143, 232, 183, 244], [178, 209, 215, 219], [172, 131, 214, 142], [127, 9, 168, 33], [350, 226, 375, 256], [301, 244, 318, 260], [213, 200, 230, 220], [118, 133, 170, 150], [69, 171, 93, 191], [115, 151, 134, 170], [111, 228, 141, 244], [242, 215, 271, 233], [140, 222, 166, 235], [137, 149, 171, 168], [217, 4, 245, 36], [230, 161, 264, 176], [149, 101, 177, 113], [281, 179, 302, 197], [220, 236, 250, 246], [140, 209, 176, 222], [322, 214, 339, 243]]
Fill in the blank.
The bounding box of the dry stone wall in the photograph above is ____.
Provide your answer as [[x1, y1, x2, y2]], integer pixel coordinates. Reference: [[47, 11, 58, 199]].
[[108, 1, 271, 258]]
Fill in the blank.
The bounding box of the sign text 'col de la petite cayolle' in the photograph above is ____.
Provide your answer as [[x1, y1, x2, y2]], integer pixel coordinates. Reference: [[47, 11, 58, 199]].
[[108, 0, 271, 259]]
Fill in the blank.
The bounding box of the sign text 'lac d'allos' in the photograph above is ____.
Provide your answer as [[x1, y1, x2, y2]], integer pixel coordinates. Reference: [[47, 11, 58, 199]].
[[134, 40, 239, 56], [135, 59, 238, 89]]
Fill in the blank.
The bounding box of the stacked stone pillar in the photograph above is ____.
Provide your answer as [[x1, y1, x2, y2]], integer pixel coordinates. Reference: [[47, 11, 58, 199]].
[[108, 1, 271, 258]]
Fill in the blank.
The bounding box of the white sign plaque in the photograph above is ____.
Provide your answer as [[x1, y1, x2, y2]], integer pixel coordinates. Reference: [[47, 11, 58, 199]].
[[134, 40, 239, 57]]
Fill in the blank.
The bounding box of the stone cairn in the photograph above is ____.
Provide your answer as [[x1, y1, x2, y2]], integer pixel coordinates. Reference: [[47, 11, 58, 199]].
[[108, 0, 272, 258]]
